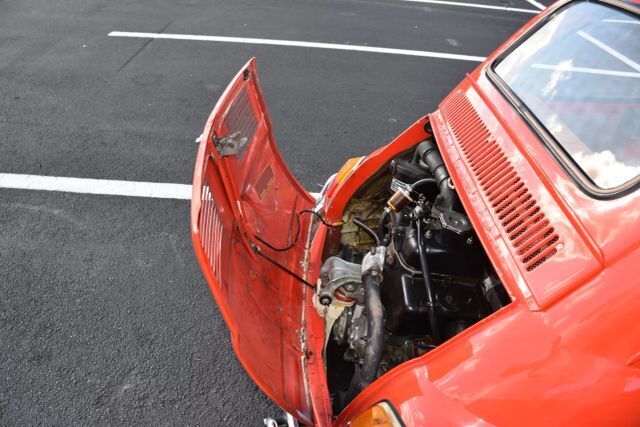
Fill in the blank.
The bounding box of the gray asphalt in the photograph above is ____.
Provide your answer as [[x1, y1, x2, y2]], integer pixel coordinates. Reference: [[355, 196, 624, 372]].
[[0, 0, 540, 424]]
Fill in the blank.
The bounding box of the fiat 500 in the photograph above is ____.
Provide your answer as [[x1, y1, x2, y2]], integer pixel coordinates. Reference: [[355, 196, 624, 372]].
[[191, 0, 640, 425]]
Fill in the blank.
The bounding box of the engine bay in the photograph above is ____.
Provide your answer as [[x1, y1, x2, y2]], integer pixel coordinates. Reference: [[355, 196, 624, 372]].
[[315, 137, 510, 411]]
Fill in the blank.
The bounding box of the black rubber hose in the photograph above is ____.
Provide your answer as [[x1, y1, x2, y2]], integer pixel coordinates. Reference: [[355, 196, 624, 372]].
[[342, 274, 384, 404], [377, 209, 391, 244], [416, 140, 456, 212], [409, 177, 436, 192], [415, 219, 441, 344], [485, 287, 507, 312], [353, 218, 380, 246]]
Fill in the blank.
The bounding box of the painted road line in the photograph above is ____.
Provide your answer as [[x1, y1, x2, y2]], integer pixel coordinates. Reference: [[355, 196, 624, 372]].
[[0, 173, 192, 199], [523, 0, 545, 10], [0, 173, 322, 201], [399, 0, 539, 14], [108, 31, 486, 63]]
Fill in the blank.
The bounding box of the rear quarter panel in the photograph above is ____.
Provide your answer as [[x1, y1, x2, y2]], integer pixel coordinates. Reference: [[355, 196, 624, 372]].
[[335, 241, 640, 426]]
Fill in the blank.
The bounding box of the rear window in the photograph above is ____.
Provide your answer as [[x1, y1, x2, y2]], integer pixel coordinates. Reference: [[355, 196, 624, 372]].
[[494, 1, 639, 190]]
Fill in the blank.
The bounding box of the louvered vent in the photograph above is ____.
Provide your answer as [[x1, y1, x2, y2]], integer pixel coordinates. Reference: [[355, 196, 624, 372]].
[[200, 182, 223, 284], [222, 85, 258, 159], [440, 91, 560, 271]]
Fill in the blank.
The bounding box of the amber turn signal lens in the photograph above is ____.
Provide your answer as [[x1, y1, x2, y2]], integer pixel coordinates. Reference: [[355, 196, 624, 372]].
[[350, 402, 403, 427], [336, 157, 364, 184]]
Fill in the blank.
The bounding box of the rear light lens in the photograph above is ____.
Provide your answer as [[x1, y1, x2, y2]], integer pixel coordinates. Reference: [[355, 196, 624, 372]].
[[350, 401, 403, 427]]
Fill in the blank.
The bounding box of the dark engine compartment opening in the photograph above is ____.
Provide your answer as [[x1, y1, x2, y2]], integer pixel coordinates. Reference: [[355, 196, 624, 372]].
[[316, 136, 511, 412]]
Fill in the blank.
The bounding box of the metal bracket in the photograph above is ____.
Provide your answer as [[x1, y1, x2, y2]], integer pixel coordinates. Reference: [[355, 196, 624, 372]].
[[361, 246, 386, 277], [318, 257, 362, 306], [213, 131, 248, 157], [263, 412, 299, 427]]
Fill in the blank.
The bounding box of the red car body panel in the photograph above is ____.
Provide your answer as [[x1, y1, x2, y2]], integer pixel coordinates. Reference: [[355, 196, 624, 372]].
[[434, 82, 602, 310], [192, 1, 640, 425]]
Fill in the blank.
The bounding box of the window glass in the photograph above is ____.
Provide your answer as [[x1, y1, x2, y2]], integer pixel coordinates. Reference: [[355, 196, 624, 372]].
[[495, 2, 640, 189]]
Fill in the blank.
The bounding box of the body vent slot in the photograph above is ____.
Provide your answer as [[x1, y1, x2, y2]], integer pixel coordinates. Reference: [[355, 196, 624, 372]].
[[440, 91, 560, 272], [200, 183, 224, 284], [221, 85, 258, 159]]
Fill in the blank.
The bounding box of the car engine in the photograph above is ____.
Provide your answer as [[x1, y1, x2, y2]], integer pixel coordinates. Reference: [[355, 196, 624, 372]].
[[316, 138, 510, 410]]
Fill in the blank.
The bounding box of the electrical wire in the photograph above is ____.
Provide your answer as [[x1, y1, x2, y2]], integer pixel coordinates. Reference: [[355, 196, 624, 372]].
[[250, 242, 317, 289], [254, 209, 337, 252], [250, 209, 337, 289], [299, 209, 336, 227]]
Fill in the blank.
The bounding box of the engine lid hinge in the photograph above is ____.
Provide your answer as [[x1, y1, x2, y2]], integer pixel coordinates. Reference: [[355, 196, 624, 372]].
[[213, 131, 248, 157]]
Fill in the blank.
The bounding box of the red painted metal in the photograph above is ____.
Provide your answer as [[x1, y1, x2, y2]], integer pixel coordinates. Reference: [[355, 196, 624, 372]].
[[192, 1, 640, 425]]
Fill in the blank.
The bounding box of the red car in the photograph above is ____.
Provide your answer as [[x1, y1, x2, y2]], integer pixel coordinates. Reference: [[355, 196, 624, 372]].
[[191, 0, 640, 425]]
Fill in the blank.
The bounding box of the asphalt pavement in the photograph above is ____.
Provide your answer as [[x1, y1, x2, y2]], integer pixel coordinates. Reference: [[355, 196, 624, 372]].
[[0, 0, 549, 424]]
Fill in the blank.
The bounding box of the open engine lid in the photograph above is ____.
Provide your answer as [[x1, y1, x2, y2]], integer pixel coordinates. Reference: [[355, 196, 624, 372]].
[[190, 59, 315, 422]]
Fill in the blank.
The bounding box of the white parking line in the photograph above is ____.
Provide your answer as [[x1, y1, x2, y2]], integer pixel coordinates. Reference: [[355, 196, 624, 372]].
[[108, 31, 486, 62], [0, 173, 192, 200], [523, 0, 545, 10], [0, 173, 322, 201], [399, 0, 539, 14]]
